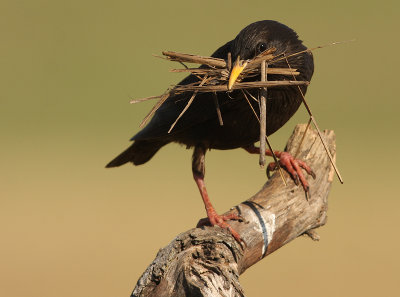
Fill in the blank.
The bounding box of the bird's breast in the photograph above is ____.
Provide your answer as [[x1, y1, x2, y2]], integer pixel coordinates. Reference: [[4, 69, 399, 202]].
[[174, 86, 303, 150]]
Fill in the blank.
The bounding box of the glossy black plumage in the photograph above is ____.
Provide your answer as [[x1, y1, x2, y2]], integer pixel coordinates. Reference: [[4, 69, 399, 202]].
[[106, 20, 314, 168]]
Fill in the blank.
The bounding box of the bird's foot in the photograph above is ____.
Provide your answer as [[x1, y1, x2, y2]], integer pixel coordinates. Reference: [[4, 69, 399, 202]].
[[197, 211, 243, 243], [267, 151, 316, 195]]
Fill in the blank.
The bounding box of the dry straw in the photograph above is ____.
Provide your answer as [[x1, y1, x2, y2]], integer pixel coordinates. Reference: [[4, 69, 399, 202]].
[[130, 42, 347, 184]]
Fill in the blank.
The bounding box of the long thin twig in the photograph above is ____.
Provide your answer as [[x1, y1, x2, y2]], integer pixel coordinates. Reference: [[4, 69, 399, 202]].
[[270, 40, 355, 65], [241, 90, 260, 122], [243, 89, 259, 102], [173, 80, 309, 93], [259, 61, 267, 168], [170, 67, 298, 76], [139, 92, 170, 128], [130, 95, 162, 104], [212, 92, 224, 126], [294, 117, 312, 158], [242, 88, 286, 185], [162, 51, 226, 68], [284, 56, 344, 183], [168, 75, 208, 133]]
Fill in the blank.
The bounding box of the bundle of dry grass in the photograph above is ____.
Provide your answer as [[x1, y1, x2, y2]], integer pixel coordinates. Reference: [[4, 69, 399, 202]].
[[130, 45, 344, 184], [132, 48, 308, 125]]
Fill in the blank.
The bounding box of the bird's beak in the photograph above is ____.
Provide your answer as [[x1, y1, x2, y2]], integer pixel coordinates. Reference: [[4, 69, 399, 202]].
[[228, 56, 248, 90]]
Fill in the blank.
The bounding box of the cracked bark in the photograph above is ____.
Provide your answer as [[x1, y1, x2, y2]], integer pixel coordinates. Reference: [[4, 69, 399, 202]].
[[131, 124, 336, 297]]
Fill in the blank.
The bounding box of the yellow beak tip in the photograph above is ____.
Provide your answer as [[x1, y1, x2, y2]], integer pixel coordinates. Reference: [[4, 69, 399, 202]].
[[228, 61, 247, 91]]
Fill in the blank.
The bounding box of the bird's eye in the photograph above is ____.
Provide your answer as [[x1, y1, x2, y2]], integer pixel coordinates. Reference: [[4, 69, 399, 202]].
[[257, 42, 267, 53]]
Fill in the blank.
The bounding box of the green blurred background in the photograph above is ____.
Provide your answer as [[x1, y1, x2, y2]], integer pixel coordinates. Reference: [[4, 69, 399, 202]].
[[1, 0, 399, 296]]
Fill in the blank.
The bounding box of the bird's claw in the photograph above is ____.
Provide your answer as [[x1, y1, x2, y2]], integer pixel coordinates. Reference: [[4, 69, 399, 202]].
[[266, 162, 277, 179], [266, 152, 315, 194], [196, 211, 244, 244]]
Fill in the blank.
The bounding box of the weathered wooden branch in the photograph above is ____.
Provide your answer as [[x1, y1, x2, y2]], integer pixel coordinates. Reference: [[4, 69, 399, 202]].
[[131, 124, 336, 297]]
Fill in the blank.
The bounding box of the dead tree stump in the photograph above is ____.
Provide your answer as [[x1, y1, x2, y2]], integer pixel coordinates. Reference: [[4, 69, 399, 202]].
[[131, 124, 336, 297]]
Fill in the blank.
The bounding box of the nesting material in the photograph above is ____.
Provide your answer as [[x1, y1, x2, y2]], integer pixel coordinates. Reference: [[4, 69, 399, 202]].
[[130, 45, 343, 184], [133, 48, 307, 130]]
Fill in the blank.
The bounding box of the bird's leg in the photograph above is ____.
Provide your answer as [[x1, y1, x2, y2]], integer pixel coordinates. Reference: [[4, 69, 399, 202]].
[[243, 144, 316, 192], [192, 145, 242, 242]]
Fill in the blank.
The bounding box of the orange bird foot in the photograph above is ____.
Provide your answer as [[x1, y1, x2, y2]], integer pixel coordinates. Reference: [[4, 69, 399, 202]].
[[267, 151, 316, 193], [196, 211, 243, 243]]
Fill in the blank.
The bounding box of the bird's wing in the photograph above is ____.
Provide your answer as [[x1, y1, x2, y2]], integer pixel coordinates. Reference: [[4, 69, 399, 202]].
[[132, 40, 234, 141]]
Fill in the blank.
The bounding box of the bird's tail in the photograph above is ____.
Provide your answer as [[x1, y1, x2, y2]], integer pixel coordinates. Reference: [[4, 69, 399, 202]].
[[105, 140, 168, 168]]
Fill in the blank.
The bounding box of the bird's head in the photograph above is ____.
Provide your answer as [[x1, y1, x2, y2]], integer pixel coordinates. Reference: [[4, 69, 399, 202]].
[[228, 20, 306, 90]]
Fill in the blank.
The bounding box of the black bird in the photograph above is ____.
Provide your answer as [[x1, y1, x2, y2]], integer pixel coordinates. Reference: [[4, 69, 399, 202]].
[[106, 20, 315, 242]]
